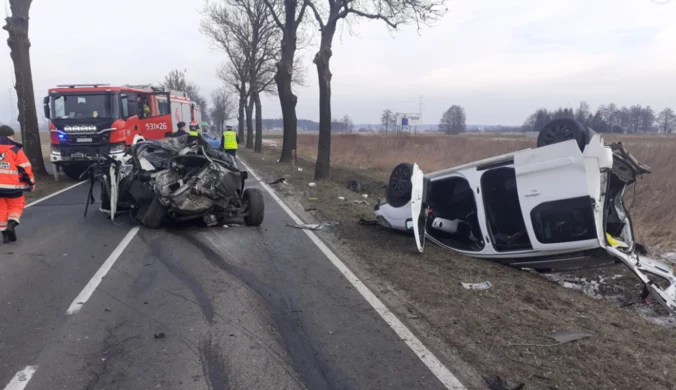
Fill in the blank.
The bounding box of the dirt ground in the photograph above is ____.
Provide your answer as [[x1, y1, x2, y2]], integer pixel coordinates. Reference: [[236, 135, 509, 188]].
[[240, 146, 676, 390]]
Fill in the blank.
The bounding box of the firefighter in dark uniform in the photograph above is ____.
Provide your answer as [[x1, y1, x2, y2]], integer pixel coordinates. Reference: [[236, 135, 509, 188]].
[[221, 125, 239, 157]]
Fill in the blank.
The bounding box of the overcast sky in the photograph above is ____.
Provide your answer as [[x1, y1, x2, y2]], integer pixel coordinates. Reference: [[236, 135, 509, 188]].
[[1, 0, 674, 126]]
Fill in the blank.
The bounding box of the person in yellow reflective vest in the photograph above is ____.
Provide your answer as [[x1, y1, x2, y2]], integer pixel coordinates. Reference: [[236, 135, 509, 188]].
[[221, 125, 239, 157]]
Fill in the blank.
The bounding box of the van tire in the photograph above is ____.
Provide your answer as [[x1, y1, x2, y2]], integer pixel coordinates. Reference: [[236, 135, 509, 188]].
[[243, 188, 265, 226], [537, 118, 589, 152], [386, 163, 413, 208]]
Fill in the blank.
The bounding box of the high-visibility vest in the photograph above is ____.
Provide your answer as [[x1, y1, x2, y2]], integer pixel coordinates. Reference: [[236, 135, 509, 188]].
[[189, 130, 199, 137], [0, 141, 35, 197], [223, 131, 238, 150]]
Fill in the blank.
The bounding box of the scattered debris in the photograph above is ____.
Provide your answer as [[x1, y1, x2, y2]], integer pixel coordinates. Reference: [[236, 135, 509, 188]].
[[308, 182, 317, 187], [345, 180, 362, 192], [104, 307, 111, 312], [338, 196, 346, 201], [298, 167, 303, 171], [154, 332, 166, 339], [222, 224, 229, 228], [483, 375, 524, 390], [358, 218, 379, 226], [286, 221, 339, 230], [268, 178, 286, 185], [17, 372, 27, 382], [305, 207, 317, 212], [461, 281, 492, 290], [309, 197, 318, 201], [548, 330, 592, 344], [353, 200, 368, 205], [362, 194, 368, 198]]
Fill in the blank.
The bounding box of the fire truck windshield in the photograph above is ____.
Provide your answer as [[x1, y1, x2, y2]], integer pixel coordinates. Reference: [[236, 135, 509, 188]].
[[52, 94, 113, 120]]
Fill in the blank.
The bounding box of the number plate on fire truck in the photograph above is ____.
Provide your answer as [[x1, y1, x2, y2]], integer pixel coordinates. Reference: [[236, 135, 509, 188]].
[[76, 138, 93, 143]]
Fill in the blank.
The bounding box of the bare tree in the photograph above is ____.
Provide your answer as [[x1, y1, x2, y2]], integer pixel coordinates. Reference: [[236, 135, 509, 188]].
[[656, 108, 675, 134], [341, 114, 353, 133], [210, 86, 235, 133], [161, 69, 209, 116], [438, 105, 466, 134], [306, 0, 447, 180], [202, 0, 280, 153], [639, 105, 655, 134], [3, 0, 46, 175], [380, 109, 395, 133], [575, 101, 590, 126], [217, 61, 249, 144], [262, 0, 308, 163]]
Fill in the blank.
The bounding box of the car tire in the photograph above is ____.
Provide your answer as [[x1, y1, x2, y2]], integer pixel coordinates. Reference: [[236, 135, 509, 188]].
[[243, 188, 265, 226], [137, 198, 167, 229], [386, 163, 413, 208], [536, 118, 589, 152], [62, 164, 88, 181]]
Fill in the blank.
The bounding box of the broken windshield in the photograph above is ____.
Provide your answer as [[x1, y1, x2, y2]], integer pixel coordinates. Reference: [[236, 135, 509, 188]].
[[52, 94, 113, 119]]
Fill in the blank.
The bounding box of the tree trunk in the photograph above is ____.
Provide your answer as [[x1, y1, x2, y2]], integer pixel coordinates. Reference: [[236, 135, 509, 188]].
[[313, 22, 337, 181], [254, 91, 263, 153], [237, 83, 246, 144], [245, 96, 254, 149], [3, 5, 47, 176], [277, 26, 299, 163]]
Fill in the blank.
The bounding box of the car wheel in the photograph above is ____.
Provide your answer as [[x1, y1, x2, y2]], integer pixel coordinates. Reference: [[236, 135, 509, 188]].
[[137, 198, 167, 229], [386, 163, 413, 208], [536, 118, 588, 151], [62, 164, 88, 181], [243, 188, 265, 226]]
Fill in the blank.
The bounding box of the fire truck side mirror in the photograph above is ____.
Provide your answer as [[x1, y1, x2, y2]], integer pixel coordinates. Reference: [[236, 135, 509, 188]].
[[43, 96, 50, 119]]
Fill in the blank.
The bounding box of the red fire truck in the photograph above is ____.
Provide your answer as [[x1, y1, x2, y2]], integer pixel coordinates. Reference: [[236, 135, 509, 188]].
[[44, 83, 202, 180]]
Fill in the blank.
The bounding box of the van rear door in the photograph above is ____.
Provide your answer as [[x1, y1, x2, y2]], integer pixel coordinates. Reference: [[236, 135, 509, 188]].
[[411, 163, 427, 253]]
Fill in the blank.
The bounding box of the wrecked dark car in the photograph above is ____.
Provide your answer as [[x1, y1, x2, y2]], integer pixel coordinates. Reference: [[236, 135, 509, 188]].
[[82, 135, 264, 228]]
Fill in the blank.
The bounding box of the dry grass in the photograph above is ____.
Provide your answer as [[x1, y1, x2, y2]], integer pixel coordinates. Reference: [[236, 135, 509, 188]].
[[296, 133, 676, 251]]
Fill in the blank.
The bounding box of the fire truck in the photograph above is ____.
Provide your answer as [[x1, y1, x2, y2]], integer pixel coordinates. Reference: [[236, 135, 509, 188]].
[[44, 83, 202, 180]]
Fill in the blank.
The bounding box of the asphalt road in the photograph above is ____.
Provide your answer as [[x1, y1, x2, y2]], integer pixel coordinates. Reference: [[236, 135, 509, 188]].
[[0, 166, 459, 390]]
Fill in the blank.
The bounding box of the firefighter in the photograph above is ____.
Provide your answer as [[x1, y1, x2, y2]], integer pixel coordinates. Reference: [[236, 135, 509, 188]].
[[0, 125, 35, 243], [221, 125, 239, 157], [171, 121, 188, 137], [138, 96, 150, 119]]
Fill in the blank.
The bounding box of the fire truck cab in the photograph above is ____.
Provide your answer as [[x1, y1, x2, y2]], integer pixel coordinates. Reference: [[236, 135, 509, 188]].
[[44, 83, 202, 180]]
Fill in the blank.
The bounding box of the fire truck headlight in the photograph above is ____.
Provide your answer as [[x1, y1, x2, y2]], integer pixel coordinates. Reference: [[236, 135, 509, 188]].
[[109, 143, 127, 154], [50, 145, 61, 155]]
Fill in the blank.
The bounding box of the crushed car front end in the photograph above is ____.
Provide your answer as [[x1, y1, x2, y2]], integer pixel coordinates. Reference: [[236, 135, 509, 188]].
[[82, 135, 264, 228]]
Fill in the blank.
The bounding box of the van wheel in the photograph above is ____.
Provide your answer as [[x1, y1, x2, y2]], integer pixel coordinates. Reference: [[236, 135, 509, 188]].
[[537, 118, 588, 151], [63, 164, 88, 181], [243, 188, 265, 226], [386, 163, 413, 208]]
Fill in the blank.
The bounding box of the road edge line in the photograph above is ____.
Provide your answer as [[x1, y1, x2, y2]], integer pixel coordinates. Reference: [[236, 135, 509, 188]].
[[65, 226, 140, 315], [239, 158, 466, 390], [26, 181, 87, 208], [3, 366, 38, 390]]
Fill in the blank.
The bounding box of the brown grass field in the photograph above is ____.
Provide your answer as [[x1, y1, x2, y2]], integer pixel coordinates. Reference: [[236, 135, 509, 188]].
[[292, 132, 676, 252]]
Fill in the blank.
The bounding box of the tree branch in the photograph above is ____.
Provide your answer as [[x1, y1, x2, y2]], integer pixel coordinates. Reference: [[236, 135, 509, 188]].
[[305, 0, 324, 29], [262, 0, 285, 29], [346, 8, 398, 28], [295, 1, 308, 26]]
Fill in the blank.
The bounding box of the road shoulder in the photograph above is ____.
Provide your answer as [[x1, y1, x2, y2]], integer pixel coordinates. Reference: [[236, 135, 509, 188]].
[[240, 146, 676, 390]]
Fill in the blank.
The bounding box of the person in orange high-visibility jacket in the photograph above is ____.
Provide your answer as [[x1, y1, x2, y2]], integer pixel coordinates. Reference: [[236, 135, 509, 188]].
[[0, 125, 35, 243]]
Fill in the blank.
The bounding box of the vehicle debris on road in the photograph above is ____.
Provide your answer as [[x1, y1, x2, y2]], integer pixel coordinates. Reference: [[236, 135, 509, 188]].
[[548, 330, 592, 344], [286, 221, 339, 230], [345, 180, 361, 192]]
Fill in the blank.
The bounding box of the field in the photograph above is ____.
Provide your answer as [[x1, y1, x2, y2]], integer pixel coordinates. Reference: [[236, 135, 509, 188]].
[[289, 132, 676, 252]]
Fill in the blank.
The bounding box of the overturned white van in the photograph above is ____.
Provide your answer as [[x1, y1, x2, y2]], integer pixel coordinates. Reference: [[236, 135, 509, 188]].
[[374, 118, 676, 313]]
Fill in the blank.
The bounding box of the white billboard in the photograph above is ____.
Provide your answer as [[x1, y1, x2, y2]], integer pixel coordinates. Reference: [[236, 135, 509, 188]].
[[397, 113, 422, 126]]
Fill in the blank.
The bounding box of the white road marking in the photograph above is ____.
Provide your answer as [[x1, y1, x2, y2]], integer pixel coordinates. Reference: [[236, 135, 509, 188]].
[[65, 226, 140, 315], [239, 160, 466, 390], [3, 366, 38, 390], [25, 181, 87, 208]]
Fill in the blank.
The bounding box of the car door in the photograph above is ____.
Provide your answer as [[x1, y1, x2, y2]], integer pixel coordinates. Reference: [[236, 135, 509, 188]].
[[514, 140, 599, 252], [410, 163, 427, 253]]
